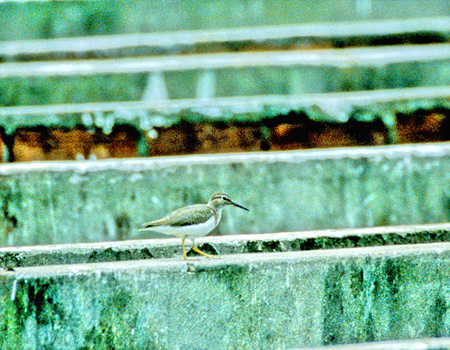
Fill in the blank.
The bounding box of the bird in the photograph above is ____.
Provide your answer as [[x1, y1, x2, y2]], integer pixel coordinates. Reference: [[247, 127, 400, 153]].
[[140, 192, 249, 259]]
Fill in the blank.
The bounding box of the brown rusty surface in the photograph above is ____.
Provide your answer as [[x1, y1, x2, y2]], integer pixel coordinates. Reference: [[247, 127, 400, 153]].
[[7, 109, 450, 162], [12, 126, 140, 162]]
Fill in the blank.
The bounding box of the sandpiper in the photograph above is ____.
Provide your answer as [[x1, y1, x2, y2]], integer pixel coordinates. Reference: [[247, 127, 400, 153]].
[[140, 192, 249, 259]]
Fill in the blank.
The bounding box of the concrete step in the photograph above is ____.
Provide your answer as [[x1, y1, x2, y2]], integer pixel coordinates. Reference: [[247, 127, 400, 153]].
[[2, 17, 450, 58], [1, 86, 449, 133], [2, 236, 450, 349], [1, 45, 449, 110], [295, 337, 450, 350], [2, 143, 450, 246], [1, 223, 450, 268]]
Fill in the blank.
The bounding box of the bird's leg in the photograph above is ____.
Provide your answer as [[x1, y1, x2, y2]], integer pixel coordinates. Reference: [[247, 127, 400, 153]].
[[192, 241, 217, 259], [181, 236, 189, 259]]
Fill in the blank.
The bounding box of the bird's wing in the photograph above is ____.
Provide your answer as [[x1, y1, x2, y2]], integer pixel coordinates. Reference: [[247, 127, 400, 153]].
[[142, 205, 214, 228]]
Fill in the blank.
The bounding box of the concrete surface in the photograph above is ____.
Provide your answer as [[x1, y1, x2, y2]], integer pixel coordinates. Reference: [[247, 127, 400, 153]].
[[1, 223, 450, 268], [295, 337, 450, 350], [2, 45, 448, 107], [2, 1, 448, 41], [2, 143, 450, 246], [1, 86, 449, 133], [2, 242, 450, 349], [3, 18, 450, 58]]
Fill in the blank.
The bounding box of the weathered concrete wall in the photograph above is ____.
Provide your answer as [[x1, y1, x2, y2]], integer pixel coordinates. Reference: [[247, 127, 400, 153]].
[[2, 0, 448, 41], [2, 143, 450, 246], [1, 242, 450, 349]]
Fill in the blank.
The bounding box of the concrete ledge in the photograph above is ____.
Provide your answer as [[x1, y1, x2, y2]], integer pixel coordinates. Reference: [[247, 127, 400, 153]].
[[295, 337, 450, 350], [2, 242, 450, 349], [1, 86, 449, 130], [3, 17, 449, 57], [1, 223, 450, 268], [4, 44, 450, 78], [2, 143, 450, 246]]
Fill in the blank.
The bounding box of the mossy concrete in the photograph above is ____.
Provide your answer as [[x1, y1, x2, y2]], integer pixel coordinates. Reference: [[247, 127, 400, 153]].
[[1, 243, 450, 349], [2, 143, 450, 246], [1, 223, 450, 268]]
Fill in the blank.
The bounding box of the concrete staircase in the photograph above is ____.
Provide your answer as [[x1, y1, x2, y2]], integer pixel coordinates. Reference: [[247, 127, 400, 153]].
[[1, 1, 450, 349]]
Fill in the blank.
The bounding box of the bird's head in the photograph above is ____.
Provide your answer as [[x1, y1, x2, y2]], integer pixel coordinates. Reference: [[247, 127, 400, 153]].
[[208, 192, 249, 211]]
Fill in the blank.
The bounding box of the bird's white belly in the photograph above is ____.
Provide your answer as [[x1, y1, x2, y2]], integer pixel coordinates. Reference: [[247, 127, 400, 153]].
[[151, 215, 217, 238]]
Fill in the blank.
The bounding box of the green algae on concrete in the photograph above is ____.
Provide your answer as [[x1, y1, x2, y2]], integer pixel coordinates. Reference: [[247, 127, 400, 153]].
[[1, 243, 450, 349], [2, 143, 450, 246], [1, 223, 450, 268]]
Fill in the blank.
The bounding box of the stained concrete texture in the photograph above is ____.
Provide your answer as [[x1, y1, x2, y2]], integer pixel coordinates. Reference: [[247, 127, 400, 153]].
[[1, 0, 448, 41], [3, 47, 450, 106], [1, 86, 449, 134], [1, 223, 450, 268], [2, 243, 450, 349], [2, 143, 450, 246], [294, 337, 450, 350]]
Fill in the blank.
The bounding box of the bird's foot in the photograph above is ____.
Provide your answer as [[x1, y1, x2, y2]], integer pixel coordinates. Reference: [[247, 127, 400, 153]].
[[192, 245, 218, 259]]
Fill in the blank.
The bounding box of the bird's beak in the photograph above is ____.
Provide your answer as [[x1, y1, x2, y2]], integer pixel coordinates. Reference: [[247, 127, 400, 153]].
[[232, 201, 249, 211]]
